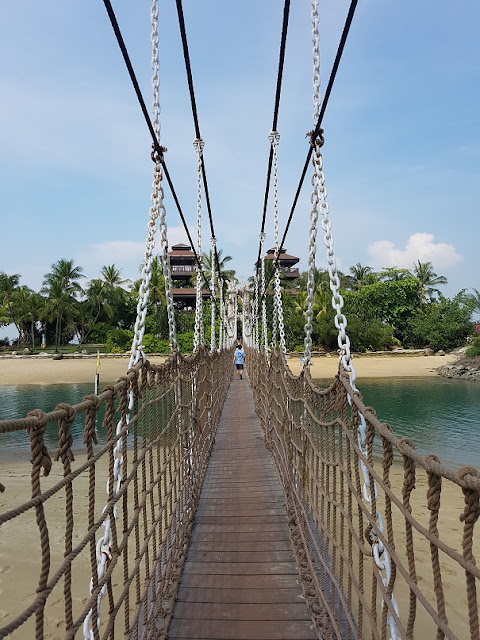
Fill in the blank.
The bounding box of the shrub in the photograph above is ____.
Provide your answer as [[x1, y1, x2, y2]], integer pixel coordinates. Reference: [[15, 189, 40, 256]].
[[466, 337, 480, 358], [106, 328, 133, 353]]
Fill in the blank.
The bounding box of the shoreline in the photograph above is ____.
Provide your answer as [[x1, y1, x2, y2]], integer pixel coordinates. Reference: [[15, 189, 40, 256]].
[[0, 352, 457, 385]]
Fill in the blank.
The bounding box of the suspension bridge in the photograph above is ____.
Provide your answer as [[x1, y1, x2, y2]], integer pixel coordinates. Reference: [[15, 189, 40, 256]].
[[1, 1, 479, 639]]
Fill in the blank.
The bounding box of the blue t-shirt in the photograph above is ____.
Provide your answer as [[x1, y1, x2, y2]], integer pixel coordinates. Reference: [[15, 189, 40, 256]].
[[234, 349, 245, 365]]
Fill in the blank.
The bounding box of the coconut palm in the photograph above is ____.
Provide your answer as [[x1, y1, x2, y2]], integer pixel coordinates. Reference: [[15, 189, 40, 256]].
[[100, 264, 129, 302], [0, 271, 21, 333], [413, 261, 447, 308], [43, 259, 84, 294], [202, 249, 236, 287], [42, 279, 79, 351], [379, 267, 413, 282], [42, 259, 84, 351], [349, 263, 378, 289]]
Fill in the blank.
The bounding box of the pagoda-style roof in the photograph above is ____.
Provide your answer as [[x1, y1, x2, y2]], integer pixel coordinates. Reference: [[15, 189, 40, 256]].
[[264, 247, 299, 264], [169, 243, 196, 259]]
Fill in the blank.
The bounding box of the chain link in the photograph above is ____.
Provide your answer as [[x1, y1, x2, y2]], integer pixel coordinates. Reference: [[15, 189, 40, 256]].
[[259, 232, 268, 356], [268, 130, 286, 357], [193, 137, 205, 351], [210, 236, 217, 351]]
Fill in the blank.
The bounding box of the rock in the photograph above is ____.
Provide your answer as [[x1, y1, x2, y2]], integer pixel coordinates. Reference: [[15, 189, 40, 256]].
[[423, 349, 434, 356], [11, 351, 17, 356], [23, 348, 31, 354], [436, 350, 446, 356], [53, 353, 64, 360], [81, 349, 88, 355]]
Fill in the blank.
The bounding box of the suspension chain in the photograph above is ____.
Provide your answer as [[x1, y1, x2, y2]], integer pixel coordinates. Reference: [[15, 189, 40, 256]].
[[193, 137, 205, 351], [210, 237, 217, 351], [259, 231, 268, 356], [309, 1, 400, 636], [253, 272, 259, 349], [269, 130, 286, 357]]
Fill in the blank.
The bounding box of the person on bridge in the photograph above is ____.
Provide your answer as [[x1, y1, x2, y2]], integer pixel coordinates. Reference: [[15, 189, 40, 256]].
[[234, 344, 246, 380]]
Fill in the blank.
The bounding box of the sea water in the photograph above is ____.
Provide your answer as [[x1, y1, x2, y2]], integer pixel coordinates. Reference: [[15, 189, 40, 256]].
[[0, 378, 478, 468]]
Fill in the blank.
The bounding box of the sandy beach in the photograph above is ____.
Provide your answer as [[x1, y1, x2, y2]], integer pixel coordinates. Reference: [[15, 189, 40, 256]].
[[0, 351, 456, 385]]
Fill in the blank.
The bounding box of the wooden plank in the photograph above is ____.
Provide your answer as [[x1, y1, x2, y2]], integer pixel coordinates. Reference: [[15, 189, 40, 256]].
[[164, 377, 317, 640], [167, 618, 317, 639], [184, 550, 297, 563], [178, 573, 300, 590], [187, 540, 293, 553], [172, 602, 312, 621], [176, 587, 305, 604], [188, 529, 292, 543], [182, 561, 298, 575]]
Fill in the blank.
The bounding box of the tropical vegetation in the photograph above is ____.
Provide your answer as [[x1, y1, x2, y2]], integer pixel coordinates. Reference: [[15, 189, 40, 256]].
[[0, 256, 477, 355]]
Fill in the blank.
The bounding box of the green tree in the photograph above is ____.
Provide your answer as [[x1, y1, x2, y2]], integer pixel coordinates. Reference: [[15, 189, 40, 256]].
[[407, 293, 474, 350], [349, 263, 378, 289], [379, 267, 413, 282], [344, 278, 420, 343], [413, 260, 447, 308], [0, 271, 21, 334], [42, 259, 84, 351]]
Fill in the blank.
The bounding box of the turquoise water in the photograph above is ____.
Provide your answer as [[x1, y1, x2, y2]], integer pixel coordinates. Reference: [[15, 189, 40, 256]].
[[315, 377, 480, 469], [0, 378, 479, 468], [0, 383, 103, 460]]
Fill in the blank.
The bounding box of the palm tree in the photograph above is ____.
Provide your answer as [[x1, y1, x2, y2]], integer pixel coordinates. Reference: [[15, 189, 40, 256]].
[[202, 249, 236, 286], [43, 259, 84, 294], [42, 279, 79, 351], [380, 267, 413, 282], [0, 271, 21, 334], [349, 263, 377, 289], [42, 259, 84, 351], [413, 261, 447, 308], [100, 264, 129, 301], [19, 290, 43, 350]]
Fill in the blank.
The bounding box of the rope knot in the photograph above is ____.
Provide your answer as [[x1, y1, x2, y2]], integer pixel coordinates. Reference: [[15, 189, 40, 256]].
[[54, 403, 76, 463], [26, 409, 52, 477], [458, 466, 480, 524]]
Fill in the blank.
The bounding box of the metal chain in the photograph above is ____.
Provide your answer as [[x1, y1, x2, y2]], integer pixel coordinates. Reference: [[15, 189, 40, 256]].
[[193, 137, 205, 351], [210, 237, 217, 351], [303, 143, 320, 366], [253, 272, 259, 349], [269, 130, 286, 357], [310, 0, 400, 635], [219, 280, 224, 350], [259, 232, 268, 356]]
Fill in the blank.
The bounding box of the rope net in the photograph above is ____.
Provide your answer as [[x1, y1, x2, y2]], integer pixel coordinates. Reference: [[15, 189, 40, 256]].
[[249, 348, 480, 640], [0, 348, 231, 640]]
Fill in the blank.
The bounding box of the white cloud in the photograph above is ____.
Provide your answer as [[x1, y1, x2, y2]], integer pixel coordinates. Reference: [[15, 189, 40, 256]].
[[368, 233, 462, 270], [77, 227, 189, 283]]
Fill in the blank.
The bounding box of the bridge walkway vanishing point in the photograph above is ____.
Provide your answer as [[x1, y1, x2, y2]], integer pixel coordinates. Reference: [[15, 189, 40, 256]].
[[166, 371, 317, 640]]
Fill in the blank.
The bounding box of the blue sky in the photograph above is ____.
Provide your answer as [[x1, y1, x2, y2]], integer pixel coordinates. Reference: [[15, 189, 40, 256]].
[[1, 1, 479, 323]]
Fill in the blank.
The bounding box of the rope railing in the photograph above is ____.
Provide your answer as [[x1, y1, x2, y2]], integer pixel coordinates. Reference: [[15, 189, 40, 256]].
[[0, 348, 232, 640], [248, 348, 480, 640]]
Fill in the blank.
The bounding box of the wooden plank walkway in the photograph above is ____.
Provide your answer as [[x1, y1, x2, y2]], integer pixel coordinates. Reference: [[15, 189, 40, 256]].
[[167, 372, 317, 640]]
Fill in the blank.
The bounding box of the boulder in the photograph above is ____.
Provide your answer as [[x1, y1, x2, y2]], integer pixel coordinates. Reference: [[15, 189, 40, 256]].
[[23, 348, 31, 355], [53, 353, 64, 360]]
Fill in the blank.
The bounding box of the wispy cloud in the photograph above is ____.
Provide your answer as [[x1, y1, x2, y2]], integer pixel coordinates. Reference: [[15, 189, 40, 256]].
[[368, 233, 462, 270]]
